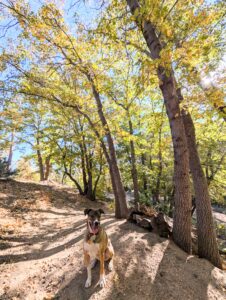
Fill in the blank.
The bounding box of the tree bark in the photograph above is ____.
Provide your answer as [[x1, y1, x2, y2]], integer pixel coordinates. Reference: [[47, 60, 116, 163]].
[[44, 155, 51, 180], [128, 119, 140, 206], [141, 153, 148, 194], [80, 143, 88, 193], [86, 153, 94, 201], [73, 105, 123, 217], [36, 137, 45, 181], [154, 125, 163, 204], [93, 152, 104, 199], [78, 120, 89, 193], [86, 74, 128, 218], [127, 0, 191, 253], [182, 110, 222, 268]]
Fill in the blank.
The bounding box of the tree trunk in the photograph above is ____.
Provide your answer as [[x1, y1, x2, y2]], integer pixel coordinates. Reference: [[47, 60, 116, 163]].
[[36, 137, 45, 181], [74, 107, 123, 218], [109, 164, 122, 217], [87, 75, 128, 218], [78, 119, 89, 194], [61, 172, 66, 184], [154, 127, 163, 204], [93, 153, 104, 200], [127, 0, 191, 253], [65, 171, 84, 195], [80, 143, 88, 194], [86, 153, 94, 201], [62, 154, 84, 195], [182, 110, 222, 268], [78, 120, 94, 200], [159, 74, 191, 253], [141, 153, 148, 194], [128, 119, 140, 206], [44, 155, 51, 180]]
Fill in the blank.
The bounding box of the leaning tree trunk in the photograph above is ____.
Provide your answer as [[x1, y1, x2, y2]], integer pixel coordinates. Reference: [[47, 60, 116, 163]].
[[86, 153, 94, 201], [36, 138, 45, 181], [106, 131, 128, 218], [109, 164, 122, 217], [87, 76, 128, 218], [72, 104, 124, 218], [93, 152, 104, 200], [80, 143, 88, 194], [182, 110, 222, 268], [159, 73, 191, 253], [44, 155, 51, 181], [127, 0, 191, 253], [128, 119, 140, 207]]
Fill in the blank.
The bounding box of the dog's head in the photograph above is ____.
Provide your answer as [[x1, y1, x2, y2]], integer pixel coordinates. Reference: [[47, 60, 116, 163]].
[[84, 208, 105, 234]]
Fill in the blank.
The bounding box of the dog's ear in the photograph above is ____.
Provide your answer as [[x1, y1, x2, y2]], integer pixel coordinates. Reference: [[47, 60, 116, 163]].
[[84, 208, 92, 216], [98, 208, 105, 215]]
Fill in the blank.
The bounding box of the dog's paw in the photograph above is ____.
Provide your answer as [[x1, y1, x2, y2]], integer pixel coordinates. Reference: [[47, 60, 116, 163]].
[[85, 278, 91, 288], [108, 260, 113, 271], [98, 276, 106, 288]]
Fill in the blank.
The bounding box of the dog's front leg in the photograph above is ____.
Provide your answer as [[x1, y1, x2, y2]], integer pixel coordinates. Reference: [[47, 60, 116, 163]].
[[98, 252, 106, 288], [84, 251, 92, 288]]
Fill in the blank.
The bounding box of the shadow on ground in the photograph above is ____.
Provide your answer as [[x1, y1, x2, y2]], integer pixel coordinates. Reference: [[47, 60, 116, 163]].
[[55, 222, 222, 300], [0, 180, 224, 300]]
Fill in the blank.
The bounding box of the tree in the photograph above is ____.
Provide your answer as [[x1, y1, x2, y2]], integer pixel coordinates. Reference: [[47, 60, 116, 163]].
[[126, 0, 191, 253], [182, 109, 221, 267], [0, 1, 128, 217], [124, 0, 222, 266]]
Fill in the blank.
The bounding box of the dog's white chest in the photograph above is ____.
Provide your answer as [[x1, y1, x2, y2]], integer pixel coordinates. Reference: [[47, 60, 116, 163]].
[[84, 241, 100, 259]]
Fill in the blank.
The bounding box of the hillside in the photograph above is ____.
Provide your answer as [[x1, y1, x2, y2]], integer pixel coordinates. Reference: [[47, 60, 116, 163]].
[[0, 180, 225, 300]]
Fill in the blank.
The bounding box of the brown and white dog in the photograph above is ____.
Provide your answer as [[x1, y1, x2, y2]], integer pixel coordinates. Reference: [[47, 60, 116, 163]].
[[83, 208, 114, 288]]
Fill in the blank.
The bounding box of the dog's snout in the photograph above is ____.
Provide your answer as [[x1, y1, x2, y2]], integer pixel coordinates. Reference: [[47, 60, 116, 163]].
[[94, 220, 99, 226]]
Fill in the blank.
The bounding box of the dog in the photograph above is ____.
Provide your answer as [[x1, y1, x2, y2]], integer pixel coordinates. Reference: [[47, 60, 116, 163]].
[[83, 208, 114, 288]]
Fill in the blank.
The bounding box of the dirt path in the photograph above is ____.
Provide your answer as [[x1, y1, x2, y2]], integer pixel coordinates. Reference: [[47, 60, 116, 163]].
[[0, 180, 225, 300]]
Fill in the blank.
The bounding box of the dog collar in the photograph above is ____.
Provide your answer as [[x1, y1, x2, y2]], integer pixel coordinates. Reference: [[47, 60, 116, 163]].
[[87, 229, 101, 243]]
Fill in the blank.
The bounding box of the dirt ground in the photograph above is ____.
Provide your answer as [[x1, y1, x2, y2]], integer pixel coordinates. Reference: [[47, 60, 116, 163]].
[[0, 179, 225, 300]]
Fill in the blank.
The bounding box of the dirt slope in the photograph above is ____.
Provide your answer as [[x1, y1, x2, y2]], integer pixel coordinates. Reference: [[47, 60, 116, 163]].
[[0, 179, 225, 300]]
